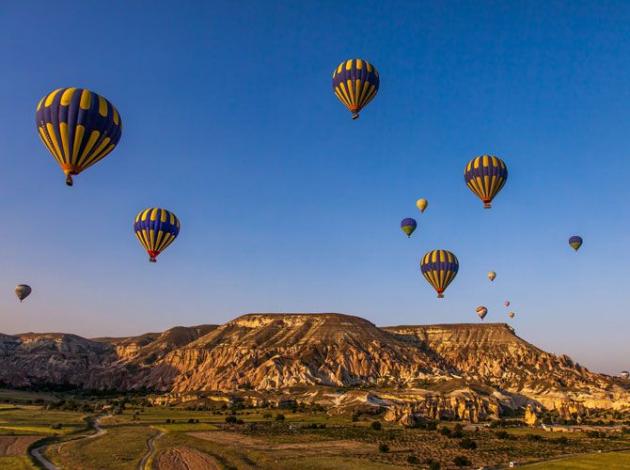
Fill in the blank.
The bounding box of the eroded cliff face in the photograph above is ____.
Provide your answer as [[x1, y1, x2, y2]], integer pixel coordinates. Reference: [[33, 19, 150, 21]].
[[384, 323, 628, 414], [138, 314, 444, 392], [0, 314, 628, 423]]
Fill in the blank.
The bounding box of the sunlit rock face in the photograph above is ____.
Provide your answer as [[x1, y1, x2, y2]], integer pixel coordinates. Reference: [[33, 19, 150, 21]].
[[1, 314, 628, 423]]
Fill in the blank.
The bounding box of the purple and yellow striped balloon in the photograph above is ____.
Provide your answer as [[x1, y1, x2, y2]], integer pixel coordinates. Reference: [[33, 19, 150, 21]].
[[35, 88, 122, 186]]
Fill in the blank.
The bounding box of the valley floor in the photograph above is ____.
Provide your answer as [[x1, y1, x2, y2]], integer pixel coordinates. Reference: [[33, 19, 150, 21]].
[[1, 389, 630, 469]]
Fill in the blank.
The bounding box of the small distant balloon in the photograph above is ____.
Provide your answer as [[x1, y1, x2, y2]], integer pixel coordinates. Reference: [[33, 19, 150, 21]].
[[401, 218, 417, 238], [420, 250, 459, 298], [416, 198, 428, 213], [464, 155, 508, 208], [504, 300, 510, 307], [15, 284, 32, 302], [332, 59, 379, 120], [488, 271, 496, 282], [476, 306, 488, 320], [508, 312, 515, 319], [569, 235, 583, 252]]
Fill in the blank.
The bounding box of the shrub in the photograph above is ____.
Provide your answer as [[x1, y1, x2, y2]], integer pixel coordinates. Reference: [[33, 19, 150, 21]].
[[236, 419, 244, 425], [526, 433, 543, 442], [378, 443, 389, 453], [459, 438, 477, 450], [428, 461, 441, 470], [262, 412, 272, 419], [371, 421, 382, 431], [425, 420, 438, 431], [451, 429, 464, 438], [225, 415, 238, 424], [50, 423, 63, 430], [495, 430, 510, 439], [453, 455, 471, 467], [188, 418, 195, 423], [406, 455, 419, 464], [439, 427, 452, 437], [275, 414, 285, 421], [554, 436, 569, 446]]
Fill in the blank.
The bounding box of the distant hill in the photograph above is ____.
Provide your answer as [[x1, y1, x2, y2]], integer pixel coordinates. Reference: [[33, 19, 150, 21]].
[[1, 313, 628, 423]]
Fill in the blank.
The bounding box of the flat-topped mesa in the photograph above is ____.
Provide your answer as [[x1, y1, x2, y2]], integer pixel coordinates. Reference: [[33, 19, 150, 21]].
[[0, 312, 628, 419], [229, 312, 377, 329]]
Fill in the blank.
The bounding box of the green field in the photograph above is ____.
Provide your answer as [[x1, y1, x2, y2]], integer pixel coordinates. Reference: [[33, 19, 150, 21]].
[[44, 426, 157, 470], [0, 456, 36, 470], [0, 390, 627, 469], [521, 450, 630, 469], [0, 405, 87, 436]]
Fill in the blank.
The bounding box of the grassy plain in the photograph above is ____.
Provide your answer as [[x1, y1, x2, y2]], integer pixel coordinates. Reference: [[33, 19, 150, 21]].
[[44, 425, 157, 470], [0, 389, 628, 469], [520, 450, 630, 469]]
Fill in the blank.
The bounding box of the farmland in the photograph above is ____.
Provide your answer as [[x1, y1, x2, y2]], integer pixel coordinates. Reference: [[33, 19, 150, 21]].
[[0, 388, 629, 469]]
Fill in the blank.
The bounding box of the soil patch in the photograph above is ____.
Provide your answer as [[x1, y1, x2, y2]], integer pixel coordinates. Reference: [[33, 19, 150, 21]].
[[155, 446, 220, 470]]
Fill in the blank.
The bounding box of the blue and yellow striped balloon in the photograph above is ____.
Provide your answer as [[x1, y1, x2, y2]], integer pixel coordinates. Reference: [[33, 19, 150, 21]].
[[420, 250, 459, 298], [35, 88, 122, 186], [464, 155, 508, 209], [332, 59, 379, 120], [134, 208, 180, 262], [569, 235, 583, 251], [401, 218, 417, 237]]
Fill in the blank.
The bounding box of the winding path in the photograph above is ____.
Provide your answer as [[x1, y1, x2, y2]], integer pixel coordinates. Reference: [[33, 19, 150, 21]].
[[29, 416, 107, 470], [138, 430, 164, 470]]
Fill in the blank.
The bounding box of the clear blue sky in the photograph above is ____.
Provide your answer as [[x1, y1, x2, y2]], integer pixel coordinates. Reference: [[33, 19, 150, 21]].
[[0, 1, 628, 373]]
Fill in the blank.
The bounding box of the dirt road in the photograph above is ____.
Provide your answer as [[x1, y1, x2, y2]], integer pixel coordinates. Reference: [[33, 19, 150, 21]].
[[29, 416, 107, 470]]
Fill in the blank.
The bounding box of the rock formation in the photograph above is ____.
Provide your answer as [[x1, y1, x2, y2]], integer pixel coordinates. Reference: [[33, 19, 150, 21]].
[[1, 313, 628, 423]]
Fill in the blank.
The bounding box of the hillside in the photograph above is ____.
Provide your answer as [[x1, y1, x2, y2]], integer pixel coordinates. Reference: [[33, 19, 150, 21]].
[[0, 313, 628, 423]]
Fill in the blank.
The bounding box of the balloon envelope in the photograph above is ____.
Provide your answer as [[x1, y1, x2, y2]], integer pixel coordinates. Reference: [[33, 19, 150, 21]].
[[569, 235, 583, 251], [508, 312, 515, 319], [476, 306, 488, 319], [488, 271, 496, 281], [464, 155, 508, 208], [35, 88, 122, 186], [332, 59, 379, 119], [416, 198, 428, 213], [504, 300, 510, 307], [134, 208, 180, 262], [401, 218, 417, 237], [420, 250, 459, 298], [15, 284, 32, 302]]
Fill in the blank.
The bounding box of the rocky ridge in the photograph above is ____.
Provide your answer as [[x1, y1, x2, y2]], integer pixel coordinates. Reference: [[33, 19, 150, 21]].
[[0, 313, 628, 423]]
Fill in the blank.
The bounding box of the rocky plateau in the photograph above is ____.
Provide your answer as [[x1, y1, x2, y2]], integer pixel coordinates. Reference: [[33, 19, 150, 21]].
[[1, 313, 628, 424]]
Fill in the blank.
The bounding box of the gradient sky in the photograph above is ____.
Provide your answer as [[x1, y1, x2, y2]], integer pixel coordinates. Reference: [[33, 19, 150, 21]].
[[0, 1, 629, 374]]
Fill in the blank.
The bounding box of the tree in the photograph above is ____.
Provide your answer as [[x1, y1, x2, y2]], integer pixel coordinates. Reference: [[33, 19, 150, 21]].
[[453, 456, 471, 467], [378, 443, 389, 453], [459, 438, 477, 450], [225, 415, 238, 424], [371, 421, 382, 431], [275, 414, 285, 421]]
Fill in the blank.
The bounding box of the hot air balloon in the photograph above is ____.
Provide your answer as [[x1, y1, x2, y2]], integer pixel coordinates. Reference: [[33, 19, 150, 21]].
[[332, 59, 379, 119], [504, 300, 510, 307], [401, 218, 417, 237], [134, 208, 180, 262], [15, 284, 32, 302], [35, 88, 122, 186], [569, 236, 583, 252], [416, 198, 428, 213], [476, 306, 488, 320], [488, 271, 496, 282], [420, 250, 459, 298], [464, 155, 508, 208], [508, 311, 515, 319]]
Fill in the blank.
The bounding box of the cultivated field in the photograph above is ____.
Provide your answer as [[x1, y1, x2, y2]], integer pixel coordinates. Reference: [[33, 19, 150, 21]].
[[0, 388, 629, 469]]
